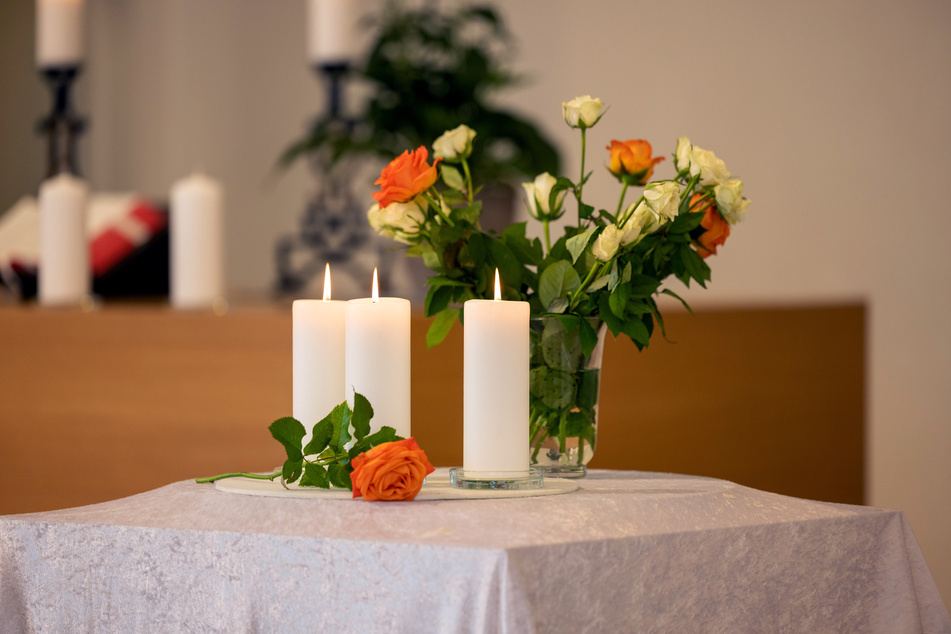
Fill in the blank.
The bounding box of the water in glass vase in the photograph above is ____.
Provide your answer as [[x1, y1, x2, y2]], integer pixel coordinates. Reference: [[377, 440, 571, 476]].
[[529, 316, 606, 477]]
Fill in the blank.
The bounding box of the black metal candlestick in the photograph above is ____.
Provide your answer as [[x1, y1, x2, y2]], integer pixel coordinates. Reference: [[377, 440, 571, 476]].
[[275, 62, 376, 296], [37, 65, 86, 178]]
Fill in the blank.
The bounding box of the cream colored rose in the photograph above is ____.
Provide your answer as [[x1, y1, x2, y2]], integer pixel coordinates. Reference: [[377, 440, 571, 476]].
[[643, 181, 681, 222], [432, 125, 476, 162], [592, 224, 624, 261], [675, 136, 692, 172], [368, 200, 426, 243], [562, 95, 604, 129], [521, 172, 566, 221], [714, 179, 749, 225], [689, 146, 731, 186], [619, 202, 662, 246]]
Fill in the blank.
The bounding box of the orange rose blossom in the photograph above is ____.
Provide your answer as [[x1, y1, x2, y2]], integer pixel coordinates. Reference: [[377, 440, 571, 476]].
[[606, 139, 665, 185], [690, 193, 730, 259], [372, 146, 441, 208], [350, 438, 436, 501]]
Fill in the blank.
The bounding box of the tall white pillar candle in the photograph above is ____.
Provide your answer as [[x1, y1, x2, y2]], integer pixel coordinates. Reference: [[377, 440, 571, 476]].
[[39, 173, 89, 306], [463, 278, 530, 476], [169, 173, 224, 309], [306, 0, 357, 65], [36, 0, 85, 68], [345, 270, 411, 438], [294, 265, 346, 434]]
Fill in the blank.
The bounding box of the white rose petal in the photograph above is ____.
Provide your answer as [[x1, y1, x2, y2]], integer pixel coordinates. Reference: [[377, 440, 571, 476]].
[[522, 172, 565, 220], [675, 136, 692, 172], [592, 224, 623, 261], [433, 125, 477, 162], [562, 95, 604, 129], [715, 179, 749, 225], [643, 181, 681, 222], [689, 146, 732, 186]]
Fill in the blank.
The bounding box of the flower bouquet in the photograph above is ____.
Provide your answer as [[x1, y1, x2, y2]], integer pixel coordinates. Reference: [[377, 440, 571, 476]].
[[368, 96, 750, 475]]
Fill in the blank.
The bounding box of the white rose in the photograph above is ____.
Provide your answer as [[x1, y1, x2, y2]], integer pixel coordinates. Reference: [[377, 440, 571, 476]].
[[562, 95, 604, 129], [643, 181, 681, 222], [619, 202, 661, 246], [689, 146, 731, 186], [432, 125, 476, 162], [592, 224, 623, 261], [521, 172, 566, 220], [714, 179, 749, 225], [675, 136, 692, 172], [369, 200, 426, 243]]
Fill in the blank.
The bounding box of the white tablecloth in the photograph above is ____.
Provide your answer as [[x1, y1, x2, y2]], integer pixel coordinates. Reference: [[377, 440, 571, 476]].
[[1, 470, 948, 633]]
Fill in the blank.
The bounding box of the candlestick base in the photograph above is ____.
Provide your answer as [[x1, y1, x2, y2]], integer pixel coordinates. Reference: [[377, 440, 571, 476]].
[[448, 467, 544, 491]]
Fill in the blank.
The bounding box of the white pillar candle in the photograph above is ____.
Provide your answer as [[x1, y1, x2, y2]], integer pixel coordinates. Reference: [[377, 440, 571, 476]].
[[345, 269, 411, 438], [463, 272, 530, 476], [36, 0, 85, 68], [306, 0, 357, 65], [169, 173, 224, 310], [38, 173, 89, 306], [294, 264, 346, 437]]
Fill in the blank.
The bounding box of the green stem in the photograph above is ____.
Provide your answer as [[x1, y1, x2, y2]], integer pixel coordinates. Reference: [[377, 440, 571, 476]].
[[461, 159, 474, 204], [615, 180, 629, 218], [577, 127, 587, 224], [567, 261, 606, 310], [558, 410, 568, 454], [195, 471, 281, 484], [422, 192, 455, 227], [543, 220, 551, 254]]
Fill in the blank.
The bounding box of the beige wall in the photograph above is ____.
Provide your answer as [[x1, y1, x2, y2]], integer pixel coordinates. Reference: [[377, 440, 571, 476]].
[[1, 0, 949, 605]]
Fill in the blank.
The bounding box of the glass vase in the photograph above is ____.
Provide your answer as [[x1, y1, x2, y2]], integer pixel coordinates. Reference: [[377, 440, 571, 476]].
[[529, 316, 607, 478]]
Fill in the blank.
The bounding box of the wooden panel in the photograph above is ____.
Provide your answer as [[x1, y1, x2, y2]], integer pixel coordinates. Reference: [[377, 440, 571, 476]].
[[0, 303, 864, 515]]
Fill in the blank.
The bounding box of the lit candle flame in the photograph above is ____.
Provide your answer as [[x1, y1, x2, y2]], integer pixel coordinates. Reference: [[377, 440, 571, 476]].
[[494, 268, 501, 301], [372, 267, 379, 303], [322, 263, 332, 301]]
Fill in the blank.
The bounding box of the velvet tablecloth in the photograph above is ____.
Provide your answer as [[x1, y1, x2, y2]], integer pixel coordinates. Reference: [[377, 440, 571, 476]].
[[1, 470, 948, 633]]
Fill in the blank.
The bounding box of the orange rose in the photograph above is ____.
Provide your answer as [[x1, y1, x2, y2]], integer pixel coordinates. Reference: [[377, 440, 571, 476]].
[[350, 438, 435, 501], [690, 193, 730, 259], [372, 147, 441, 208], [607, 140, 665, 185]]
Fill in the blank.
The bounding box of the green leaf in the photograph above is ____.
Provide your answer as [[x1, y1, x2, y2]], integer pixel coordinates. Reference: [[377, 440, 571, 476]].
[[328, 463, 352, 491], [328, 402, 353, 451], [453, 201, 482, 226], [467, 232, 487, 268], [608, 260, 621, 291], [609, 284, 631, 319], [628, 274, 661, 298], [577, 369, 600, 410], [300, 463, 330, 488], [426, 308, 458, 348], [662, 288, 695, 316], [566, 228, 596, 264], [680, 244, 708, 289], [547, 297, 569, 314], [647, 297, 668, 341], [351, 392, 373, 441], [502, 223, 543, 266], [363, 426, 400, 449], [579, 319, 599, 357], [599, 293, 623, 337], [540, 318, 584, 371], [588, 275, 609, 292], [668, 210, 704, 234], [441, 164, 465, 191], [303, 417, 333, 456], [622, 315, 651, 347], [579, 202, 595, 221], [282, 458, 303, 484], [530, 366, 575, 409], [424, 284, 454, 317], [268, 417, 305, 462], [426, 275, 467, 288], [539, 260, 581, 311], [486, 237, 522, 288]]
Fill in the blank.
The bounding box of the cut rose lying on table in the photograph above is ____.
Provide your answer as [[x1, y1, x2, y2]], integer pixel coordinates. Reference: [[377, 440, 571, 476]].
[[196, 393, 435, 502]]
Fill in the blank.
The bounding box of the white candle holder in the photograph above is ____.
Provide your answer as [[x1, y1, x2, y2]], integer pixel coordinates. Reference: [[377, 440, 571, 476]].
[[448, 467, 544, 491]]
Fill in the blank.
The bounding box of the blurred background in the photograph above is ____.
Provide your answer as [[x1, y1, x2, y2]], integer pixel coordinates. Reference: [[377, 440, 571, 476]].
[[1, 0, 948, 604]]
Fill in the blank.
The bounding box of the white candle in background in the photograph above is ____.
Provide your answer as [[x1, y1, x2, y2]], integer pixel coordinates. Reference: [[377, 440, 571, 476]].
[[463, 270, 530, 476], [306, 0, 357, 65], [345, 268, 411, 438], [39, 173, 89, 306], [169, 173, 223, 310], [36, 0, 85, 68], [294, 264, 346, 439]]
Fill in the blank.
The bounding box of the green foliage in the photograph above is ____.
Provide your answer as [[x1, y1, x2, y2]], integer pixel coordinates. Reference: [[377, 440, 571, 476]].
[[196, 393, 401, 490], [282, 2, 561, 184]]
